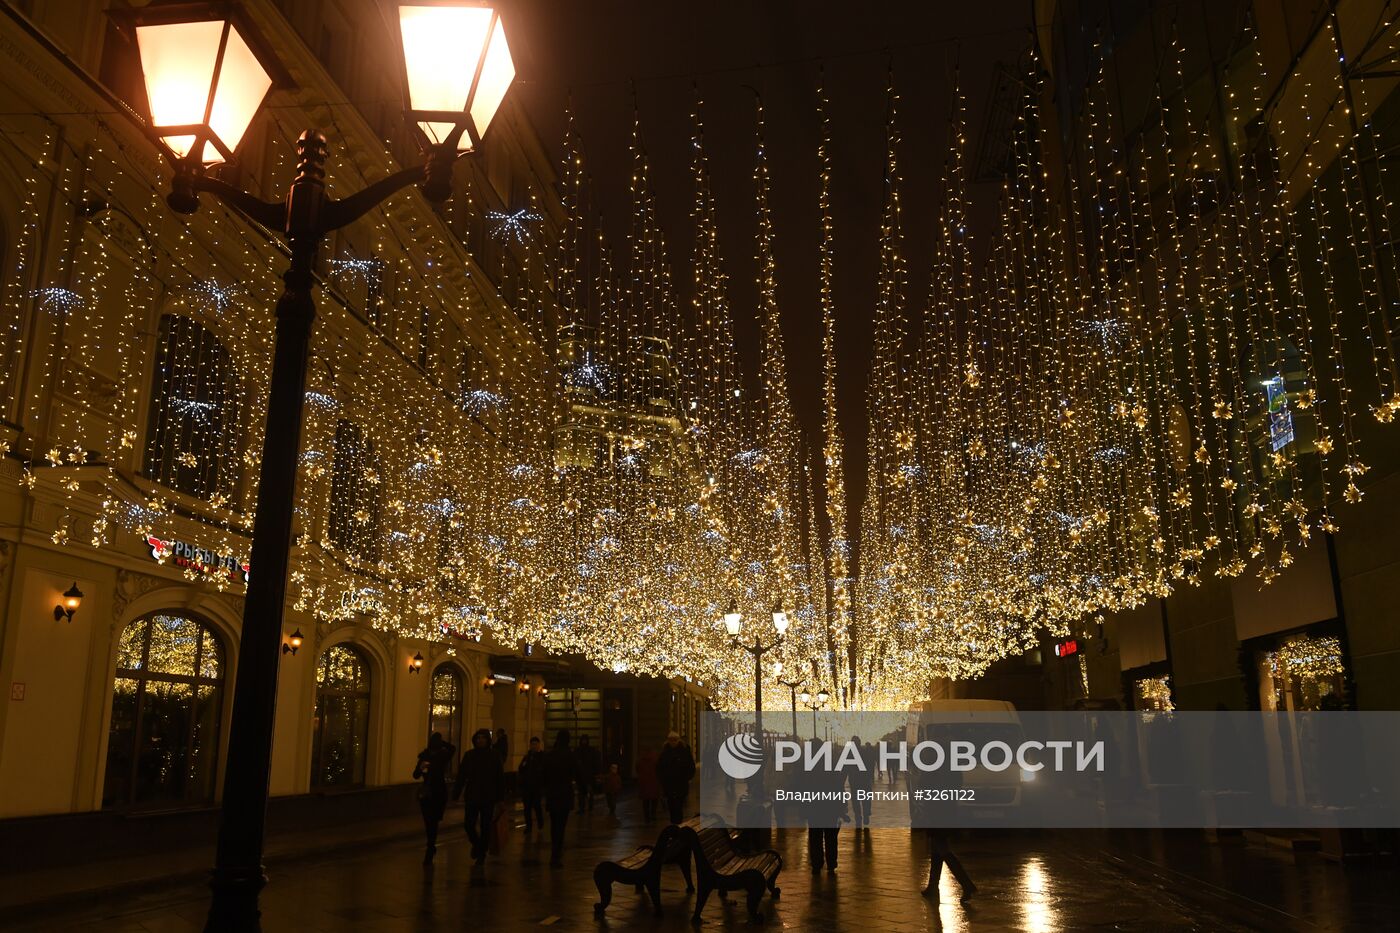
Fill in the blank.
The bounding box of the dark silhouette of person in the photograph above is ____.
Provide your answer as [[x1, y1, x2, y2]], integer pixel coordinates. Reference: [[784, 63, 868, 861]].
[[494, 727, 512, 797], [543, 729, 576, 867], [518, 735, 546, 833], [656, 730, 696, 824], [452, 728, 503, 866], [575, 734, 601, 813], [413, 731, 456, 864], [845, 735, 876, 830], [805, 742, 845, 873], [923, 830, 976, 902], [636, 746, 661, 824]]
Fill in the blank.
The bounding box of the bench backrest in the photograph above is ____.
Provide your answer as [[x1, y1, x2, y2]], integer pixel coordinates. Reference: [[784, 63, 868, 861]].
[[693, 827, 739, 871]]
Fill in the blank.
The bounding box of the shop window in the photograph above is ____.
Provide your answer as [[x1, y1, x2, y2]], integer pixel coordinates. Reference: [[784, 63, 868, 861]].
[[312, 644, 372, 788], [103, 613, 225, 808], [428, 665, 465, 760], [144, 314, 244, 502], [1258, 634, 1346, 711], [327, 420, 381, 563]]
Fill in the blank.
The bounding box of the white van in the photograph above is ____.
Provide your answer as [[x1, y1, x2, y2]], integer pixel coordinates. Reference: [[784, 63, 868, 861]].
[[906, 699, 1032, 812]]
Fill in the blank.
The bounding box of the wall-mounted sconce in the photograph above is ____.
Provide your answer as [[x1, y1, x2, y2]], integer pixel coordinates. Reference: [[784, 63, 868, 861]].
[[484, 675, 496, 690], [409, 651, 424, 674], [282, 628, 304, 655], [539, 687, 549, 699], [519, 677, 532, 693], [53, 583, 83, 623]]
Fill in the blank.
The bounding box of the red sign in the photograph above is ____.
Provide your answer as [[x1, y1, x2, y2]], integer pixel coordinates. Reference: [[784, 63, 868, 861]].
[[1054, 638, 1079, 658]]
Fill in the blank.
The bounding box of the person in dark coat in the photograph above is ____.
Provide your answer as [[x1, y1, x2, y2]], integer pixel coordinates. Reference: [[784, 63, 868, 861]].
[[635, 746, 661, 824], [845, 736, 876, 830], [656, 730, 696, 824], [413, 731, 455, 864], [805, 742, 846, 873], [574, 734, 601, 814], [543, 729, 576, 867], [452, 728, 503, 866], [517, 735, 546, 833]]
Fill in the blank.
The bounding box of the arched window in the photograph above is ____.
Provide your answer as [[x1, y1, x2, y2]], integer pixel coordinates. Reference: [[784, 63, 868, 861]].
[[103, 613, 225, 808], [429, 665, 464, 755], [144, 314, 244, 501], [312, 643, 371, 787], [328, 419, 381, 563]]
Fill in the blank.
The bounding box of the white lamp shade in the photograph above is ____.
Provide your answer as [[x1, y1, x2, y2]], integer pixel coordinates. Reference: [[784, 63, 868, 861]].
[[135, 19, 272, 164], [772, 660, 784, 677], [799, 691, 811, 704], [723, 610, 742, 636], [772, 609, 789, 635], [817, 690, 830, 704], [399, 4, 514, 151]]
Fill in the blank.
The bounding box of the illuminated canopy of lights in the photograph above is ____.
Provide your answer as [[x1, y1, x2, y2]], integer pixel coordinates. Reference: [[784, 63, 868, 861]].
[[22, 22, 1400, 711]]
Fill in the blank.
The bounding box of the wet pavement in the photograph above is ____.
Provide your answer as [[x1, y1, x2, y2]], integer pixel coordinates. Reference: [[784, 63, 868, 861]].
[[14, 791, 1371, 932]]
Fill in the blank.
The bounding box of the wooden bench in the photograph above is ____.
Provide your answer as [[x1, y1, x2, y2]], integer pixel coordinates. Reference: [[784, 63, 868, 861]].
[[680, 824, 782, 923], [593, 818, 705, 917]]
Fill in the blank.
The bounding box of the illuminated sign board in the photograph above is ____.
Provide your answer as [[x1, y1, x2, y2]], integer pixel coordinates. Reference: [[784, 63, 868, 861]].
[[1054, 638, 1080, 658], [147, 536, 249, 583], [1265, 376, 1294, 452]]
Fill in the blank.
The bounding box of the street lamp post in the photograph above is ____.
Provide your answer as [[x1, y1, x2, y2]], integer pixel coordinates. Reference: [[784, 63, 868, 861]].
[[126, 5, 515, 930], [801, 689, 830, 741], [774, 662, 805, 738], [723, 602, 789, 800]]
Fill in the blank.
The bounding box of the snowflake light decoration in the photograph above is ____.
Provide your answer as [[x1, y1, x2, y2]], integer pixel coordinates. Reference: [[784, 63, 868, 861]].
[[486, 208, 542, 244], [191, 279, 244, 314], [31, 287, 85, 316]]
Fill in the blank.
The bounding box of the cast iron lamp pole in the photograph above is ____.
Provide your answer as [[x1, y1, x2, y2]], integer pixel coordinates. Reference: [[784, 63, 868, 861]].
[[126, 5, 516, 930], [802, 690, 829, 741], [777, 672, 805, 737], [197, 135, 460, 932], [723, 603, 789, 797]]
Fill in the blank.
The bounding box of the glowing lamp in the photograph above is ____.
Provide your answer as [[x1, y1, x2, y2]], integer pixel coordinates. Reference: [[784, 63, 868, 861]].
[[282, 628, 304, 655], [723, 603, 742, 637], [53, 582, 83, 623], [133, 14, 274, 166], [772, 660, 784, 677], [409, 651, 425, 673], [771, 606, 790, 635], [520, 677, 532, 693], [799, 691, 811, 705], [398, 3, 514, 153], [817, 690, 830, 705]]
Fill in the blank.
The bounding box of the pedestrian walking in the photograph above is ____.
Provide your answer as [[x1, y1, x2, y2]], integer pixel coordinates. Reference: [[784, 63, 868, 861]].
[[518, 735, 546, 833], [922, 830, 976, 901], [452, 728, 503, 866], [603, 762, 622, 816], [846, 735, 875, 830], [656, 730, 696, 824], [805, 742, 845, 873], [412, 731, 455, 864], [636, 746, 660, 824], [574, 733, 601, 814], [544, 729, 576, 867], [493, 727, 512, 797]]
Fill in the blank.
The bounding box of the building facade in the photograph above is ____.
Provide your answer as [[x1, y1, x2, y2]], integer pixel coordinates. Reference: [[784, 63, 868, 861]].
[[0, 0, 707, 824]]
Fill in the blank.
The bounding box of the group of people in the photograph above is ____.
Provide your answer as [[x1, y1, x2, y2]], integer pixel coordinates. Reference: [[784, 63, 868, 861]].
[[793, 735, 975, 902], [413, 727, 697, 869], [416, 727, 973, 903]]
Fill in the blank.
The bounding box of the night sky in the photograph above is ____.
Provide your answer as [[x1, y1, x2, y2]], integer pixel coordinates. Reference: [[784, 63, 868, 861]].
[[505, 1, 1034, 552]]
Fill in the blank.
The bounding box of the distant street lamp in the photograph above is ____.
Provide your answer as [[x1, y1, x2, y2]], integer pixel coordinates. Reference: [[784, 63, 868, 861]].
[[801, 689, 829, 740], [774, 661, 805, 737], [124, 4, 515, 930]]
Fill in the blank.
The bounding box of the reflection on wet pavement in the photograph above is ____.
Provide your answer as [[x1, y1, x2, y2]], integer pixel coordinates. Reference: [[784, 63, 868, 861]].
[[5, 799, 1357, 932]]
